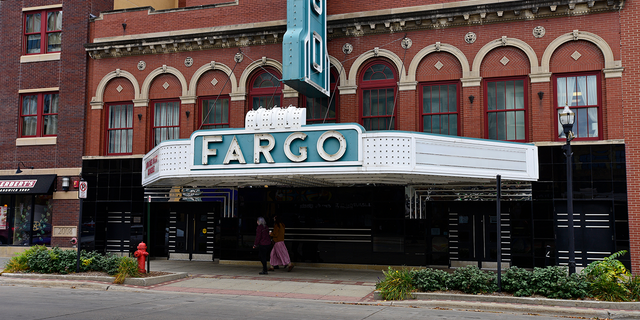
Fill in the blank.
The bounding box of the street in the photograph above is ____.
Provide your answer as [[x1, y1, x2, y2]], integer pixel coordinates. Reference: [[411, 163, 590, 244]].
[[0, 285, 563, 320]]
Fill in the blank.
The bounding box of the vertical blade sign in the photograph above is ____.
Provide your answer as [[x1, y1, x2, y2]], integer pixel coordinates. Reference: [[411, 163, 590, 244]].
[[282, 0, 329, 98]]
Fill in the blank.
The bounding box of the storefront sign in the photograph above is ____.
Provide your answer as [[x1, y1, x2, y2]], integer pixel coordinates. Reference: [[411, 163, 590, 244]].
[[282, 0, 329, 97], [0, 180, 36, 192], [191, 125, 362, 169], [0, 175, 56, 194]]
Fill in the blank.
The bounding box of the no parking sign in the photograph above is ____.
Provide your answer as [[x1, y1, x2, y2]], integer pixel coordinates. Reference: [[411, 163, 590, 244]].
[[79, 181, 88, 199]]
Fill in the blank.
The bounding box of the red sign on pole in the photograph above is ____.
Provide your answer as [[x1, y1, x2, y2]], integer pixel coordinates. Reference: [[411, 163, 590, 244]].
[[79, 181, 88, 199]]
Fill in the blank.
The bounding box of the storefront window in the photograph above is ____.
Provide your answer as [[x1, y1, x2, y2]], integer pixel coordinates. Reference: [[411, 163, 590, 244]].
[[12, 195, 33, 246], [32, 195, 52, 245], [0, 196, 10, 245]]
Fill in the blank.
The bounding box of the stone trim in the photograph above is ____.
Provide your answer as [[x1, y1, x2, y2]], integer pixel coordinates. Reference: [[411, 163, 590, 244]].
[[338, 85, 357, 95], [540, 30, 621, 78], [471, 37, 540, 79], [0, 167, 81, 176], [22, 4, 63, 11], [53, 192, 79, 200], [92, 69, 141, 109], [140, 65, 189, 101], [16, 137, 57, 146], [236, 58, 283, 97], [398, 81, 418, 91], [346, 48, 407, 88], [406, 42, 471, 82], [18, 87, 59, 93], [20, 53, 61, 63], [187, 61, 239, 97]]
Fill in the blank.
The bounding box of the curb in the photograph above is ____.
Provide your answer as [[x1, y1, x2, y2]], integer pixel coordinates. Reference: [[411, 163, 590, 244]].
[[383, 300, 640, 319], [372, 291, 640, 318], [0, 272, 188, 286]]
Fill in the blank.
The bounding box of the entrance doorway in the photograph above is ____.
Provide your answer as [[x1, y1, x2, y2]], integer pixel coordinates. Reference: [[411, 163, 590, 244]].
[[449, 207, 511, 268], [168, 204, 219, 261]]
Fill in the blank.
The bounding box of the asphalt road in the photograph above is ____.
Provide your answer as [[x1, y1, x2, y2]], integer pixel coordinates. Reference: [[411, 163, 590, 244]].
[[0, 285, 562, 320]]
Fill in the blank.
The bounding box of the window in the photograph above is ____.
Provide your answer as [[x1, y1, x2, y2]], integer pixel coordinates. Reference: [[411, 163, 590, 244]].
[[20, 92, 58, 137], [555, 73, 600, 140], [421, 82, 459, 136], [107, 103, 133, 155], [24, 9, 62, 54], [486, 78, 527, 142], [199, 97, 229, 129], [305, 71, 339, 124], [249, 70, 282, 110], [152, 100, 180, 147], [360, 61, 397, 130]]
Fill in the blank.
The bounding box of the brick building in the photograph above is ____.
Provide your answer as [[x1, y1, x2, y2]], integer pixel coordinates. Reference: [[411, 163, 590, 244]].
[[80, 0, 638, 270], [0, 0, 113, 254]]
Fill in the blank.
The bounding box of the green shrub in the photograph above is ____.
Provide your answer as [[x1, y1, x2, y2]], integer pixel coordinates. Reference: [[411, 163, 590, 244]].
[[626, 275, 640, 302], [502, 267, 533, 296], [94, 253, 121, 275], [3, 245, 46, 273], [114, 257, 140, 284], [447, 265, 497, 294], [530, 266, 587, 299], [411, 268, 450, 292], [583, 251, 632, 301], [376, 267, 415, 300]]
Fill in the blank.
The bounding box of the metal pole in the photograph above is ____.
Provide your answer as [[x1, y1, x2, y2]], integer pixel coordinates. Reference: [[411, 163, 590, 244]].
[[76, 191, 84, 273], [564, 140, 576, 274], [496, 174, 502, 292], [147, 195, 151, 273]]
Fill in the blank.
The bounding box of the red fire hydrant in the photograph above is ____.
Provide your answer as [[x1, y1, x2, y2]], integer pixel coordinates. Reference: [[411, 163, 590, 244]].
[[133, 242, 149, 273]]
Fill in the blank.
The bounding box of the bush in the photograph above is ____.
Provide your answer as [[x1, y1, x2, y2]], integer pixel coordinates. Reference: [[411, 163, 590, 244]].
[[3, 245, 46, 273], [626, 275, 640, 302], [411, 268, 450, 292], [94, 253, 122, 275], [28, 247, 78, 274], [529, 266, 587, 299], [583, 250, 631, 301], [447, 265, 497, 294], [502, 267, 533, 296], [114, 257, 140, 284], [376, 267, 414, 300]]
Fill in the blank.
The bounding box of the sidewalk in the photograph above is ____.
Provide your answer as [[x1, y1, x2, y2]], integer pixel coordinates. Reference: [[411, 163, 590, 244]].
[[3, 258, 640, 318]]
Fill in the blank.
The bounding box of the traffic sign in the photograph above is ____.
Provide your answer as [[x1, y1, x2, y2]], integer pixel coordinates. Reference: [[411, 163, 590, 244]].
[[79, 181, 88, 199]]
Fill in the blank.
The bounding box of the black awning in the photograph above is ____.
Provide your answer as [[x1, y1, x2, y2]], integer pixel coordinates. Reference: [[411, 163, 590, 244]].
[[0, 174, 57, 194]]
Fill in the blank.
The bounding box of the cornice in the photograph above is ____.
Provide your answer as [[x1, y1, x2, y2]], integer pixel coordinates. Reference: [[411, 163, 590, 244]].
[[86, 0, 623, 59]]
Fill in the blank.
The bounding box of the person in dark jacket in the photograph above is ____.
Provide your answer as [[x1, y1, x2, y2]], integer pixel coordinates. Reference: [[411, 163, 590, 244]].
[[253, 217, 271, 275]]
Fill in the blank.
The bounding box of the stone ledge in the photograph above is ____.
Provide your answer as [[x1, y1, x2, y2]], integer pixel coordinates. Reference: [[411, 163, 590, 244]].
[[0, 272, 187, 286]]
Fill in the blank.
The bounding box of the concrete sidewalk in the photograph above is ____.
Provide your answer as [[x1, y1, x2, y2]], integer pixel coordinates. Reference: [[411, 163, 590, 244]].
[[4, 258, 640, 319], [145, 259, 379, 302]]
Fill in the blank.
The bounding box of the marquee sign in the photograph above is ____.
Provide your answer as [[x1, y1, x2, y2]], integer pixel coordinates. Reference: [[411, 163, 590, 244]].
[[282, 0, 329, 97], [191, 125, 362, 170]]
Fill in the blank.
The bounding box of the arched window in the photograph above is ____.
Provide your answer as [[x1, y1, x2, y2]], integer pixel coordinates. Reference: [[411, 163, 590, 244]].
[[359, 61, 397, 130], [305, 70, 339, 124], [248, 69, 283, 110]]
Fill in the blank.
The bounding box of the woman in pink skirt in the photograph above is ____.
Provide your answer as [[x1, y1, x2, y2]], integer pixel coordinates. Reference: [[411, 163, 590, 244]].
[[269, 215, 294, 272]]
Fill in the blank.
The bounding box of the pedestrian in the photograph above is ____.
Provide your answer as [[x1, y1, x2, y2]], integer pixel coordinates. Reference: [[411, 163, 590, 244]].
[[269, 215, 294, 272], [253, 217, 271, 275]]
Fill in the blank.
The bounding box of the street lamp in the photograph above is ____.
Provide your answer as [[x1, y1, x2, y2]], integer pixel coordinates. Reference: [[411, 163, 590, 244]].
[[559, 105, 576, 274]]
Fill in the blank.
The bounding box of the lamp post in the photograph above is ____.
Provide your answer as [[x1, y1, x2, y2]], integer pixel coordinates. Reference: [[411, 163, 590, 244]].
[[559, 105, 576, 274]]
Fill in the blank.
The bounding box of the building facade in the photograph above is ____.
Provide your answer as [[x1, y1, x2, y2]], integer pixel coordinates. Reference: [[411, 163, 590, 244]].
[[81, 0, 636, 270], [0, 0, 113, 254]]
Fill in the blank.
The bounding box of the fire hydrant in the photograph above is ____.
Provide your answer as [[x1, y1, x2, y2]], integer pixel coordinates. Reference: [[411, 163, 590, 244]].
[[133, 242, 149, 273]]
